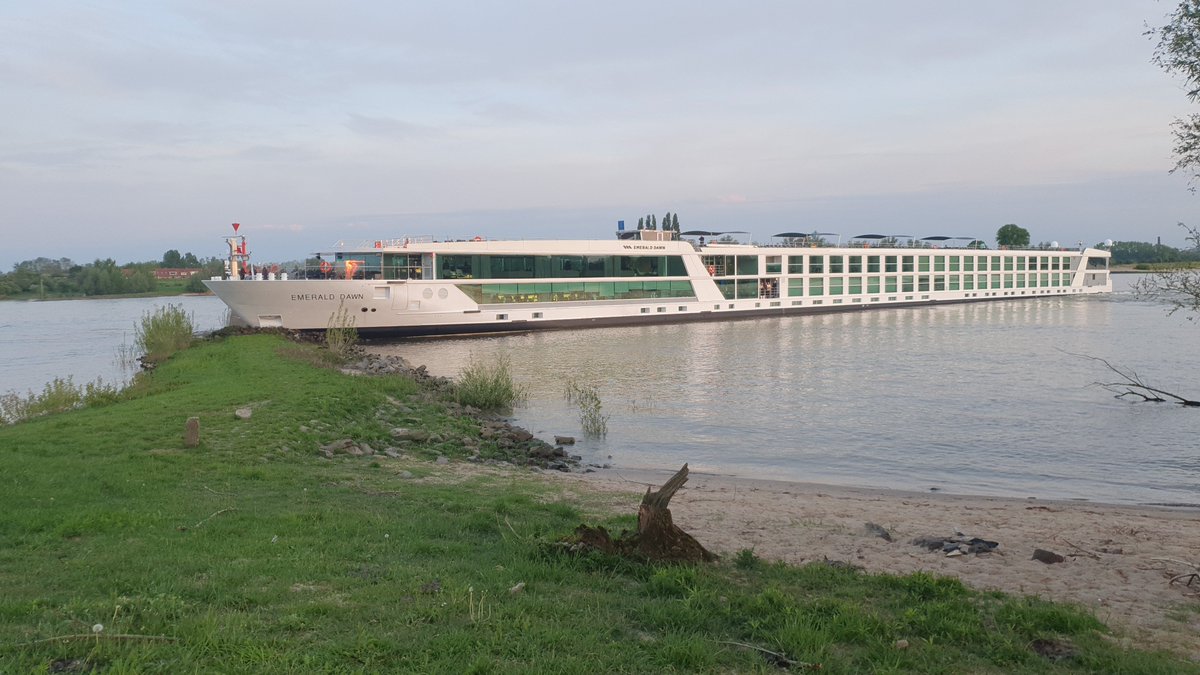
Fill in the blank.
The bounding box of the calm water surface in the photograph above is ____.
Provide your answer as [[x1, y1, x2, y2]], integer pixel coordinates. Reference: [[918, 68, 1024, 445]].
[[2, 284, 1196, 505], [369, 276, 1200, 505], [0, 295, 229, 393]]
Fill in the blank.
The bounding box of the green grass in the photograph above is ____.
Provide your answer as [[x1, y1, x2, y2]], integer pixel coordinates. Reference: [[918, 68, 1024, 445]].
[[0, 334, 1195, 673]]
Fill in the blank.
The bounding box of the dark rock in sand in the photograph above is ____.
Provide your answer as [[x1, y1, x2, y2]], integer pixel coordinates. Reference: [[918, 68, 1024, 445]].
[[1032, 548, 1066, 564]]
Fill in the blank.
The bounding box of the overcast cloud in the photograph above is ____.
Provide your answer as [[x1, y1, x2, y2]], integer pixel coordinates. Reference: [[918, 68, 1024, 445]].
[[0, 1, 1195, 267]]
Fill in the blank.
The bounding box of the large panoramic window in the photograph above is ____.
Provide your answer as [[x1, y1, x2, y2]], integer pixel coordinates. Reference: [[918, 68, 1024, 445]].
[[452, 254, 689, 280], [457, 280, 696, 304]]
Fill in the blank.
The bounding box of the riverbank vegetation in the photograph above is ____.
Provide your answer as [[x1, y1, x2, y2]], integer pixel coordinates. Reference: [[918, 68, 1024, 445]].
[[454, 354, 527, 411], [0, 251, 223, 300], [136, 304, 198, 363], [0, 334, 1194, 672]]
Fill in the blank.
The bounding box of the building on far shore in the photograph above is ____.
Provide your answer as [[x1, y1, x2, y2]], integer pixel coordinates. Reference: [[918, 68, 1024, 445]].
[[154, 268, 202, 280]]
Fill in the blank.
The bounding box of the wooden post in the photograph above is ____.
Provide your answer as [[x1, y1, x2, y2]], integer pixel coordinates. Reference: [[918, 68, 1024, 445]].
[[184, 417, 200, 448]]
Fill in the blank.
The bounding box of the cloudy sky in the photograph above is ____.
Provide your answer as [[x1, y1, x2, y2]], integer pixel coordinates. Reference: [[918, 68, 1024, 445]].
[[1, 1, 1197, 269]]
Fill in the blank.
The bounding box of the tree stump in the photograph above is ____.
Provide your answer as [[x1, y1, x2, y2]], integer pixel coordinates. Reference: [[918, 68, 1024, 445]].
[[573, 464, 716, 562], [633, 464, 717, 562]]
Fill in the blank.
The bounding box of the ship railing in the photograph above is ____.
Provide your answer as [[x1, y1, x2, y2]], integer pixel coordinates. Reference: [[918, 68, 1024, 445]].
[[331, 236, 435, 250]]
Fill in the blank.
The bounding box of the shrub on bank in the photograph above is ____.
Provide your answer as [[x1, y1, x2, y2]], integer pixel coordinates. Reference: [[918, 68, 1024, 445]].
[[136, 304, 195, 363], [0, 376, 121, 425], [455, 354, 526, 410], [324, 303, 358, 360]]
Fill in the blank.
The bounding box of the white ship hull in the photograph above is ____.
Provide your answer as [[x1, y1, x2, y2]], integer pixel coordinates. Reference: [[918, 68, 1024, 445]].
[[204, 237, 1113, 337]]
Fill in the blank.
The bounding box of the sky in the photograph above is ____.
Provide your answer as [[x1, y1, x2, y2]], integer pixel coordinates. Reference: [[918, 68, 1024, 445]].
[[1, 1, 1198, 269]]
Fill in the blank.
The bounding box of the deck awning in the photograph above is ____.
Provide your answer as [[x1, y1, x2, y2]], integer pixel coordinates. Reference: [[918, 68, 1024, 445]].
[[681, 230, 749, 237]]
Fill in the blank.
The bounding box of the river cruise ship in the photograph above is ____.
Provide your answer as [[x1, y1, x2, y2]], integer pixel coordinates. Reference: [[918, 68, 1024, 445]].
[[204, 226, 1112, 337]]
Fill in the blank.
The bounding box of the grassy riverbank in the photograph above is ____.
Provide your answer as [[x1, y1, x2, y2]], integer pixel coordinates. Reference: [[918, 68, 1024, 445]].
[[0, 334, 1194, 673]]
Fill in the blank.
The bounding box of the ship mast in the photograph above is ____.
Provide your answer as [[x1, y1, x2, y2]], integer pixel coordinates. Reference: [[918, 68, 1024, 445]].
[[224, 222, 250, 279]]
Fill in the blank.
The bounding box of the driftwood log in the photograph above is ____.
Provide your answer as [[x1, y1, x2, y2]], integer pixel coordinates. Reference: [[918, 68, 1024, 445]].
[[572, 464, 717, 563]]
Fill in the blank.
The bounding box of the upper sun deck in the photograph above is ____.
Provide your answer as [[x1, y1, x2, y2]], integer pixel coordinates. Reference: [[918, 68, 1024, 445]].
[[323, 228, 1107, 261]]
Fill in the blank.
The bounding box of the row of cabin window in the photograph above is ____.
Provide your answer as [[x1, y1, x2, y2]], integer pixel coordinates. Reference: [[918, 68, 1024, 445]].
[[767, 273, 1075, 297], [705, 254, 1076, 276]]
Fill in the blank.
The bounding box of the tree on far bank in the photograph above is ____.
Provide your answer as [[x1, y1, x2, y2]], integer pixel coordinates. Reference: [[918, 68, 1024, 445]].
[[162, 250, 202, 268], [995, 224, 1030, 248]]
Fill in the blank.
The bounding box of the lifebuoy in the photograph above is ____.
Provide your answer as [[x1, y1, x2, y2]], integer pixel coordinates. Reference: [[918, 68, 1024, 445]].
[[473, 235, 483, 242], [707, 265, 716, 275], [319, 260, 332, 274], [374, 241, 382, 248]]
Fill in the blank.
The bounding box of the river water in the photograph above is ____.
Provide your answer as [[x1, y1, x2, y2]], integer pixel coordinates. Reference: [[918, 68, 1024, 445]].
[[2, 280, 1196, 505], [0, 295, 230, 394], [369, 276, 1200, 506]]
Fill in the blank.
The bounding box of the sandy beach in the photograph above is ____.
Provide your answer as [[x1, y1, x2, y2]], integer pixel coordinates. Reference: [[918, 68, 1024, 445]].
[[543, 467, 1200, 660]]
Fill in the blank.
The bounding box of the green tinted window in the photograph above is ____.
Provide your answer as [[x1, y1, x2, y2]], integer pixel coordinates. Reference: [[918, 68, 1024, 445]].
[[737, 256, 758, 275]]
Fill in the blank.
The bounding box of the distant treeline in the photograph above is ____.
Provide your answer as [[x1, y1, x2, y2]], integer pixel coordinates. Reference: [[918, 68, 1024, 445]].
[[0, 250, 223, 299], [1102, 239, 1200, 265]]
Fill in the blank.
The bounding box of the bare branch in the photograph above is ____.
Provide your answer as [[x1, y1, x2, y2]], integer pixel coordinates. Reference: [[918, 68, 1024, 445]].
[[1063, 350, 1200, 407]]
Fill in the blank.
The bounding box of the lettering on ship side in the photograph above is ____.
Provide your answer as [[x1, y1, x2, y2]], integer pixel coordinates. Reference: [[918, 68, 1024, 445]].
[[289, 293, 366, 301], [621, 244, 666, 250]]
